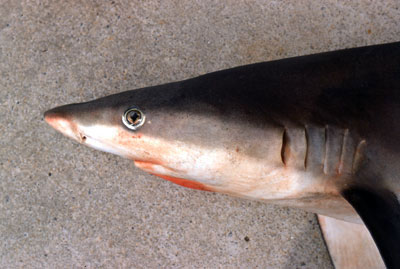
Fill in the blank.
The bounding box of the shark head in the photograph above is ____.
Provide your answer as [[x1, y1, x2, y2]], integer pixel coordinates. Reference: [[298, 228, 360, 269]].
[[44, 76, 301, 196]]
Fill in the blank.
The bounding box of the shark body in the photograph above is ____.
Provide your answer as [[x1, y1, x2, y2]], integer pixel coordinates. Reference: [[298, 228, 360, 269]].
[[45, 42, 400, 268]]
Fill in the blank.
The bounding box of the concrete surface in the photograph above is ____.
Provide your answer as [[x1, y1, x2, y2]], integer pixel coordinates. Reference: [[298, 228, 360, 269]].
[[0, 0, 399, 268]]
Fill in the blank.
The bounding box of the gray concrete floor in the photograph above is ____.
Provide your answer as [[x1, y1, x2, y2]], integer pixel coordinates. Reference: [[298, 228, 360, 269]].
[[1, 1, 399, 268]]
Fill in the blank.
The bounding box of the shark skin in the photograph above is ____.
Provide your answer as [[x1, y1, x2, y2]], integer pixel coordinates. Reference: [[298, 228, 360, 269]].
[[45, 42, 400, 268]]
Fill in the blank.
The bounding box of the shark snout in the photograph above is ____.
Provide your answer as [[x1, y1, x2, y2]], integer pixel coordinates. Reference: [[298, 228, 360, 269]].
[[44, 107, 82, 142]]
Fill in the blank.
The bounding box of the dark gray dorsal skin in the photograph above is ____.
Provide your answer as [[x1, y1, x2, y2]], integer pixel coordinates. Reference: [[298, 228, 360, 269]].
[[45, 42, 400, 268]]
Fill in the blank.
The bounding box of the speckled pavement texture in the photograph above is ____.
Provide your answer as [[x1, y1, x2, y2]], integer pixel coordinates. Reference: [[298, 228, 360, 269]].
[[1, 1, 399, 268]]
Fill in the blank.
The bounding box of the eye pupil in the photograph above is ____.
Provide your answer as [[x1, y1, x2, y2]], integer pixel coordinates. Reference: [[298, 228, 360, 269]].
[[127, 111, 141, 124], [122, 107, 145, 130]]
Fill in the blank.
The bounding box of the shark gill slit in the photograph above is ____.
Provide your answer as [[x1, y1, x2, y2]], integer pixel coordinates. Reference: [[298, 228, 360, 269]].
[[281, 128, 288, 166], [338, 129, 349, 174], [352, 139, 367, 174], [323, 125, 328, 175], [304, 125, 309, 170]]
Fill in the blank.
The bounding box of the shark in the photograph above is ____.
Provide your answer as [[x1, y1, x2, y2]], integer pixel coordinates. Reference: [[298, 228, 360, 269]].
[[44, 42, 400, 268]]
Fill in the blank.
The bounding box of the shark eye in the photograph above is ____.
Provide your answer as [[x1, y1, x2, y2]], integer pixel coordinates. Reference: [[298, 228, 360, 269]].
[[122, 107, 145, 130]]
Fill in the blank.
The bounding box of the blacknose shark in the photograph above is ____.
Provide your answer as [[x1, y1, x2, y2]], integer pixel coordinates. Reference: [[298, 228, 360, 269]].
[[45, 42, 400, 268]]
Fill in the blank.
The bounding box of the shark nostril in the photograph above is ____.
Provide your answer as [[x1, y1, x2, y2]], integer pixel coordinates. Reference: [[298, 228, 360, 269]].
[[79, 134, 87, 142]]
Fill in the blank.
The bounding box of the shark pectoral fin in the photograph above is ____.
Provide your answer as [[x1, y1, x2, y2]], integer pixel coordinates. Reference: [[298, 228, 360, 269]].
[[318, 215, 385, 269], [341, 187, 400, 269]]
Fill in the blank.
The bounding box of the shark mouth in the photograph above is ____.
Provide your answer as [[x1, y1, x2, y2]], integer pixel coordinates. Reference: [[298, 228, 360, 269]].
[[133, 160, 213, 192]]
